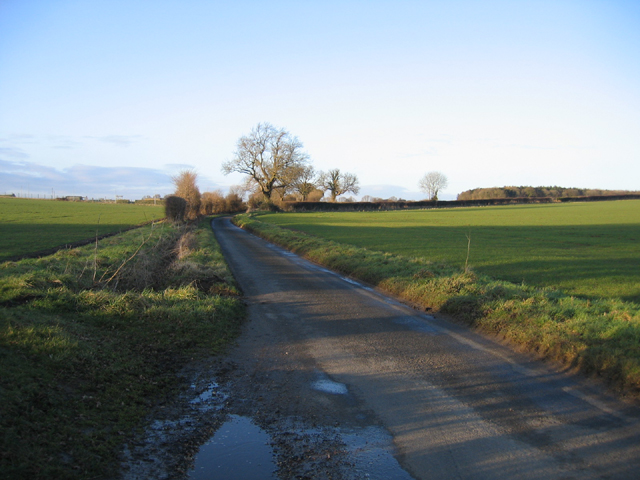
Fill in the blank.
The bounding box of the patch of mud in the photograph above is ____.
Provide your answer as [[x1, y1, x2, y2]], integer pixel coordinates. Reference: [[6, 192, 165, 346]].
[[189, 381, 226, 410], [119, 360, 230, 480], [119, 359, 414, 480]]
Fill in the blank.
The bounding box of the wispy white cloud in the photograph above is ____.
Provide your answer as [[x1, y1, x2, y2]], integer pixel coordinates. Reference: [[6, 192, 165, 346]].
[[0, 132, 146, 160], [91, 135, 144, 147], [164, 163, 196, 171], [0, 147, 29, 159], [7, 134, 37, 143], [46, 135, 83, 149]]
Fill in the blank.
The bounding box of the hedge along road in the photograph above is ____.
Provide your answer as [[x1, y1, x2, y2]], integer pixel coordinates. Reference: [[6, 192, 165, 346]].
[[211, 216, 640, 480]]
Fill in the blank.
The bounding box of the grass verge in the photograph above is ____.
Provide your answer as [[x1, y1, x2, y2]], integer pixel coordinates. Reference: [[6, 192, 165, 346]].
[[0, 217, 244, 479], [256, 201, 640, 302], [233, 213, 640, 398]]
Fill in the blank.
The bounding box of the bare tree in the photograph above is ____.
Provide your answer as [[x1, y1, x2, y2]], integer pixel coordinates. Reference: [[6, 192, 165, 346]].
[[291, 165, 318, 201], [222, 123, 310, 200], [418, 171, 448, 200], [172, 169, 201, 219], [318, 169, 360, 202]]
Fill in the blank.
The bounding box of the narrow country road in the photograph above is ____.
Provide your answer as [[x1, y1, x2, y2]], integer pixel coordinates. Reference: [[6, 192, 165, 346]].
[[211, 216, 640, 480]]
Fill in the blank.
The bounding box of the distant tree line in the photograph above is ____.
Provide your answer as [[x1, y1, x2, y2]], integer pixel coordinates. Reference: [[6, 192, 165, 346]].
[[284, 193, 640, 213], [457, 186, 640, 201]]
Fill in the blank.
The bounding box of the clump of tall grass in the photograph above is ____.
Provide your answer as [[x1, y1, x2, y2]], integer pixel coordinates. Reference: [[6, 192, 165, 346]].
[[233, 213, 640, 397]]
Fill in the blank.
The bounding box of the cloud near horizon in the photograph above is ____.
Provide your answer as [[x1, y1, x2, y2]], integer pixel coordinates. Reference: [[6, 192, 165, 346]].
[[0, 159, 178, 199], [0, 147, 30, 159]]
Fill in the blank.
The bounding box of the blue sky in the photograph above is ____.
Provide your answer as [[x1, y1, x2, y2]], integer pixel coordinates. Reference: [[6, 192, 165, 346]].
[[1, 0, 639, 200]]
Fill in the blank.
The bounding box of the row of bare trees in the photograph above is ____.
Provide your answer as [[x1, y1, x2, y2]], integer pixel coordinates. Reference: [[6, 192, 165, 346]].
[[167, 123, 450, 221], [222, 123, 360, 205], [224, 123, 452, 203]]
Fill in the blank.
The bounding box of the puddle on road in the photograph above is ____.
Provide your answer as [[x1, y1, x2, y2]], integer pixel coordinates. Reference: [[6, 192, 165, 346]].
[[307, 373, 414, 479], [188, 415, 277, 480], [312, 372, 349, 395], [312, 379, 349, 395], [342, 426, 415, 480], [182, 374, 411, 480]]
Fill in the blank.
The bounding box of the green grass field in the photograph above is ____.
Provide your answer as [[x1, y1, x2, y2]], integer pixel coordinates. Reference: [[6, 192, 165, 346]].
[[0, 198, 166, 261], [259, 200, 640, 303]]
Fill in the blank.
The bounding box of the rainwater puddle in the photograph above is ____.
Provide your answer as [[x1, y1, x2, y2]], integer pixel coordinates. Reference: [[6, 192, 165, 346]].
[[343, 426, 415, 480], [312, 372, 349, 395], [312, 379, 349, 395], [188, 415, 277, 480]]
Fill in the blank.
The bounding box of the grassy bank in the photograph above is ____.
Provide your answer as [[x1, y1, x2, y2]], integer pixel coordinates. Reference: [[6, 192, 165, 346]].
[[233, 213, 640, 397], [0, 218, 244, 479], [257, 201, 640, 302], [0, 198, 166, 261]]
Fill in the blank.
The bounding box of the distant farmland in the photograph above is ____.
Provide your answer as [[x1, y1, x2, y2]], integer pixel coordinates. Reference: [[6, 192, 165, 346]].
[[0, 198, 165, 261], [258, 200, 640, 303]]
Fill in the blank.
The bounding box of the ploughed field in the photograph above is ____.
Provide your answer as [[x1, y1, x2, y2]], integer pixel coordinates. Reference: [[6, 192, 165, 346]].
[[259, 200, 640, 303], [0, 198, 166, 261]]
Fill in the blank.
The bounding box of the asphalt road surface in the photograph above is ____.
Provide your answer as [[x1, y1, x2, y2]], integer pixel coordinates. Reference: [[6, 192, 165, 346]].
[[212, 216, 640, 480]]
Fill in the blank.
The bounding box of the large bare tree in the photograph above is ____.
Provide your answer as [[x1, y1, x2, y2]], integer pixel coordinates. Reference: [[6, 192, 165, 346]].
[[418, 171, 448, 200], [222, 123, 309, 200], [318, 169, 360, 202]]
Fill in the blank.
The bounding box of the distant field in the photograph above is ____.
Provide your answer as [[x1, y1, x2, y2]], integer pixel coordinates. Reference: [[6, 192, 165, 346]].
[[0, 198, 165, 261], [259, 200, 640, 302]]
